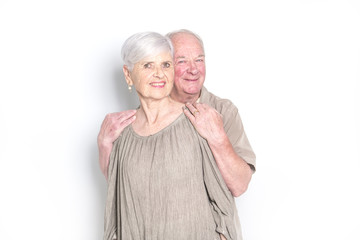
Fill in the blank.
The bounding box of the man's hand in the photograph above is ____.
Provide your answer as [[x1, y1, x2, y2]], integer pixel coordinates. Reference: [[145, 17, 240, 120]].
[[183, 102, 226, 144], [97, 110, 136, 179], [184, 102, 252, 197]]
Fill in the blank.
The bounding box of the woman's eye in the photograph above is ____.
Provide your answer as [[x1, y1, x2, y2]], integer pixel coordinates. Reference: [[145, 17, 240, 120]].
[[144, 63, 152, 68], [162, 62, 171, 68]]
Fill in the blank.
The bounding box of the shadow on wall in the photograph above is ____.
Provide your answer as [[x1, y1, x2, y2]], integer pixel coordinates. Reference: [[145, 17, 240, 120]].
[[91, 144, 107, 240]]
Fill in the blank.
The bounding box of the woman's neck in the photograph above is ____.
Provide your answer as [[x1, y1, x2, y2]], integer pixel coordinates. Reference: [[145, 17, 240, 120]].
[[138, 96, 172, 123], [133, 96, 183, 136]]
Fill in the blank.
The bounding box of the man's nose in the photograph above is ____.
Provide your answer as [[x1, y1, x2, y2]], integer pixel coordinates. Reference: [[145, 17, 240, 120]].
[[188, 61, 199, 74]]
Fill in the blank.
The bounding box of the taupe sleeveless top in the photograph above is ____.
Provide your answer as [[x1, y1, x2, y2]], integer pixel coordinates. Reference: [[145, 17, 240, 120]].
[[104, 114, 239, 240]]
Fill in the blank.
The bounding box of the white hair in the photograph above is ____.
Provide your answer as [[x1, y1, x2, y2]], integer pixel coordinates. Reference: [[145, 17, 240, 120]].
[[121, 32, 174, 71], [166, 29, 205, 53]]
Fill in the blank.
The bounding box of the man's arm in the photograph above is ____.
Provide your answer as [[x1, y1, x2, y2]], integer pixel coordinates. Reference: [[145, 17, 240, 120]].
[[184, 102, 254, 197], [97, 110, 136, 180]]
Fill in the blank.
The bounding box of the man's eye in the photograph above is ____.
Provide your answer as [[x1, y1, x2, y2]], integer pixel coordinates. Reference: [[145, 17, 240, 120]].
[[177, 60, 186, 64], [196, 59, 204, 62]]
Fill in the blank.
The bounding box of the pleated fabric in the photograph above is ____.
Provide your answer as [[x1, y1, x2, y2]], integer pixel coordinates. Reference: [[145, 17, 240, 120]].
[[104, 114, 240, 240]]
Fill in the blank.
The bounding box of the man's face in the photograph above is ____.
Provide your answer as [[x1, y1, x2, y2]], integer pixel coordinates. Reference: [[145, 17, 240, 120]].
[[171, 33, 206, 98]]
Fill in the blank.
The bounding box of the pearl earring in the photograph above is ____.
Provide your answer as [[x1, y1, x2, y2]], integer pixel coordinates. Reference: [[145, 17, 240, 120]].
[[128, 85, 132, 92]]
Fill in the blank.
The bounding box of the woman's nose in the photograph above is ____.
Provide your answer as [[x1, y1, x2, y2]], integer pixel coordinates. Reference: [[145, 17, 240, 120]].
[[154, 66, 165, 78]]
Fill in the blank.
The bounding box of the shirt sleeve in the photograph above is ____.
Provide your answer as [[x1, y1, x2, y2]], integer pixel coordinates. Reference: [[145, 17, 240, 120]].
[[221, 102, 256, 171]]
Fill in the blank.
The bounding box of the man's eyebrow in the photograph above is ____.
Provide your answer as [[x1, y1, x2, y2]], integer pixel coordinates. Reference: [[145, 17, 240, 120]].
[[176, 55, 205, 59]]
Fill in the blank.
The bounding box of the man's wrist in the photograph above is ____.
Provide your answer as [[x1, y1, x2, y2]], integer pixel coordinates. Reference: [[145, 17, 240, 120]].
[[207, 130, 228, 148], [98, 143, 112, 178], [98, 138, 113, 150]]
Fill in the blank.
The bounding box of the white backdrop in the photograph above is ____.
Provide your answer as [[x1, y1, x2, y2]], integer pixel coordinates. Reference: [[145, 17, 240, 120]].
[[1, 0, 359, 239]]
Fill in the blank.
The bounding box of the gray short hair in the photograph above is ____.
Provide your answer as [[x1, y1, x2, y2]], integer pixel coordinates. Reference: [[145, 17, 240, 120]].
[[121, 32, 174, 71], [166, 29, 205, 53]]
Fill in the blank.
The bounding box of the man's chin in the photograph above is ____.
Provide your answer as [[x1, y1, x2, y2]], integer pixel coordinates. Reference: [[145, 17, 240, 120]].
[[184, 87, 201, 95]]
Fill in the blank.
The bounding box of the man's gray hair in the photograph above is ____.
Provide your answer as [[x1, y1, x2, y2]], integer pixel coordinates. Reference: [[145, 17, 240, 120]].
[[121, 32, 174, 71], [166, 29, 205, 53]]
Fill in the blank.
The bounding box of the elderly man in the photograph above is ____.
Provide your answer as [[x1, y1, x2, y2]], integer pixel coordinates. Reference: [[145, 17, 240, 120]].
[[98, 29, 255, 197]]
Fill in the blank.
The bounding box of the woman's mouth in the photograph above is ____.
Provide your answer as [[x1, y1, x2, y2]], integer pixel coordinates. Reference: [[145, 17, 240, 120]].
[[150, 82, 166, 87]]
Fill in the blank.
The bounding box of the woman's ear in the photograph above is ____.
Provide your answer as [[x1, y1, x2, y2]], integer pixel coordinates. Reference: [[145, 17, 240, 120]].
[[123, 65, 133, 86]]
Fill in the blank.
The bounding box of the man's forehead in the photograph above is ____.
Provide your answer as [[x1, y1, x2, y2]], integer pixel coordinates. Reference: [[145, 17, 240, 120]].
[[172, 35, 205, 58], [172, 34, 203, 48]]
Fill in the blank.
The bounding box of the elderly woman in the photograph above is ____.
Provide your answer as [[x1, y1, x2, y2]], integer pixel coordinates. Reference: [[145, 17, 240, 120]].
[[104, 32, 238, 240]]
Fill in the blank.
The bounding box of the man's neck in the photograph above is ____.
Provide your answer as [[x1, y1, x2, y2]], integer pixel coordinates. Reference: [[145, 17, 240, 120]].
[[170, 90, 201, 104]]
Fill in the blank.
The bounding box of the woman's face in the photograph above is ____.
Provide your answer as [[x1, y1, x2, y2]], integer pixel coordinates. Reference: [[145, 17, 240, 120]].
[[124, 51, 174, 101]]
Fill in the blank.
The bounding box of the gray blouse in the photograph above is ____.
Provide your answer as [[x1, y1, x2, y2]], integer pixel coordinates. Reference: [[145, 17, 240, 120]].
[[104, 113, 240, 240]]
